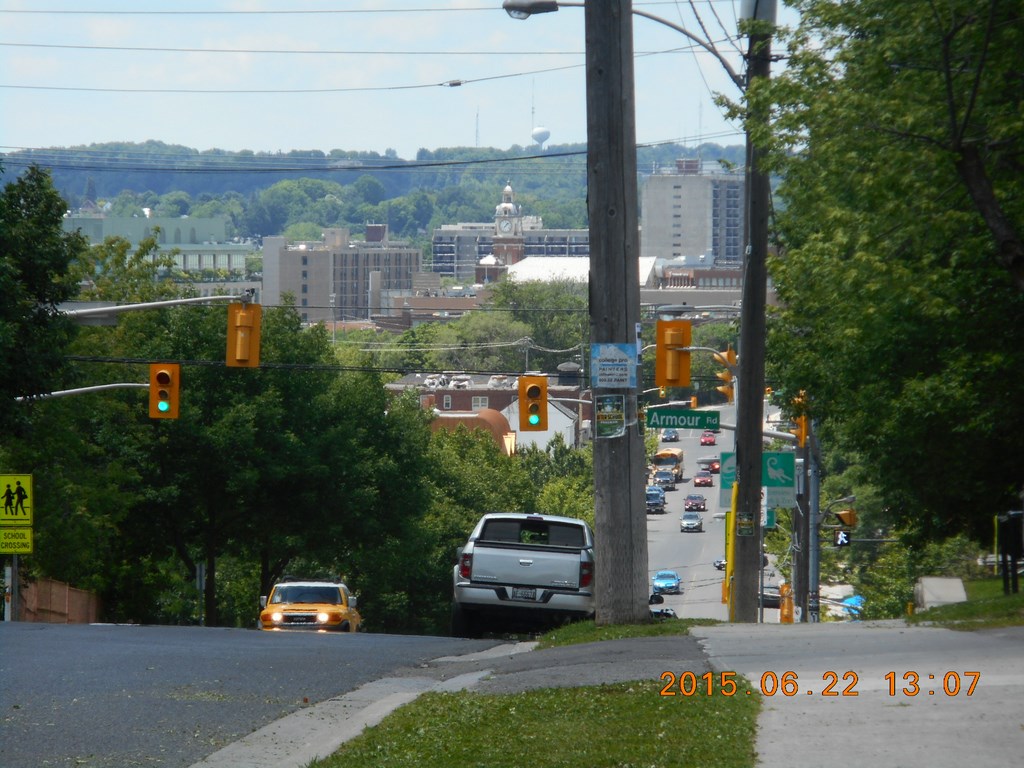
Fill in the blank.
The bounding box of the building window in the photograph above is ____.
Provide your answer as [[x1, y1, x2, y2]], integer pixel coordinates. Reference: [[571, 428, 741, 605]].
[[471, 396, 489, 410], [442, 395, 452, 410]]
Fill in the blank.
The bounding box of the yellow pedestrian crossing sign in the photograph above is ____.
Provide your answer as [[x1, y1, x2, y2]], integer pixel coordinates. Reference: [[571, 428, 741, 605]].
[[1, 474, 33, 526]]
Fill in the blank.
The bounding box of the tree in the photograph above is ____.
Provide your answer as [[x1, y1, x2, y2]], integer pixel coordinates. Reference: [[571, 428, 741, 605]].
[[762, 0, 1024, 541], [0, 165, 88, 432]]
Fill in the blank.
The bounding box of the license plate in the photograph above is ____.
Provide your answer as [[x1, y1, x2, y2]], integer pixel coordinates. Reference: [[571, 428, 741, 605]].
[[511, 587, 536, 600]]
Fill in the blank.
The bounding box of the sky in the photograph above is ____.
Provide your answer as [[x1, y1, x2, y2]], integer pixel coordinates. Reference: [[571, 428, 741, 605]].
[[0, 1, 798, 161]]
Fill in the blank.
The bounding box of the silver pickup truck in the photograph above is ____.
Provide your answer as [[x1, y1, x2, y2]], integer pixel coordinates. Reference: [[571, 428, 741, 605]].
[[451, 512, 596, 637]]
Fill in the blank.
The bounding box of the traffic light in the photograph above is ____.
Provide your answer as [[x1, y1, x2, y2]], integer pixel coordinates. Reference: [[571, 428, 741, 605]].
[[834, 509, 858, 527], [834, 529, 851, 547], [713, 345, 737, 403], [654, 319, 691, 388], [790, 391, 809, 447], [226, 302, 262, 368], [518, 375, 548, 431], [791, 415, 808, 448], [148, 363, 180, 419]]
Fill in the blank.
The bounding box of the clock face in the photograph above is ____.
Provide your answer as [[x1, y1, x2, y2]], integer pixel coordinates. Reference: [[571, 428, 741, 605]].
[[499, 219, 513, 233]]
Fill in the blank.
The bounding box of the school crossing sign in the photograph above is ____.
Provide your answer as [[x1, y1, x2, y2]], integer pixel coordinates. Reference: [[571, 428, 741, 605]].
[[1, 473, 33, 554]]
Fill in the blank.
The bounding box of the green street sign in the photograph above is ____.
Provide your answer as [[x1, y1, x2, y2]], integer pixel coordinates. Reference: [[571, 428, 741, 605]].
[[762, 452, 796, 488], [646, 409, 720, 431]]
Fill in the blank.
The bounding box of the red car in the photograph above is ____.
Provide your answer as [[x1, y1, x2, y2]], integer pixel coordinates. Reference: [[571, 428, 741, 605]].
[[699, 431, 717, 446], [697, 458, 721, 474], [693, 470, 714, 487]]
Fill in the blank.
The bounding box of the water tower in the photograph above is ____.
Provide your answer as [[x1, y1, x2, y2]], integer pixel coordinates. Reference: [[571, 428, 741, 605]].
[[531, 126, 551, 149]]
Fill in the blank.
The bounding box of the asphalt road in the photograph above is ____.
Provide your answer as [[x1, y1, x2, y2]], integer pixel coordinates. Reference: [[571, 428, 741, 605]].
[[0, 622, 501, 768], [649, 408, 733, 622]]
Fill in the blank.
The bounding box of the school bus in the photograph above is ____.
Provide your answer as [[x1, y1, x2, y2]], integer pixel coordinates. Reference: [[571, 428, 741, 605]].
[[651, 447, 685, 481]]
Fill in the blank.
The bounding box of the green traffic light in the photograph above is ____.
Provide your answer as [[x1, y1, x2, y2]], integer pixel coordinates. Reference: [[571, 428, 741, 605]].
[[158, 400, 171, 413], [528, 413, 540, 425]]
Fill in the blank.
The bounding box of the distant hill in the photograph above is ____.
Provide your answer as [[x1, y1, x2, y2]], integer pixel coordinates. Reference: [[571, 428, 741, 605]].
[[2, 140, 746, 207]]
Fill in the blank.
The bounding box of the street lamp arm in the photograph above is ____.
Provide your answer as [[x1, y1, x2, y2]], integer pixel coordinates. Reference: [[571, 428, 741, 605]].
[[630, 8, 745, 91], [503, 0, 745, 91]]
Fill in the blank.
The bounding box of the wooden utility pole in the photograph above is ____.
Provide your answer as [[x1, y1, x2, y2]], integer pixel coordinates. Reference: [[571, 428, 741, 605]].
[[585, 0, 649, 625], [732, 9, 775, 622]]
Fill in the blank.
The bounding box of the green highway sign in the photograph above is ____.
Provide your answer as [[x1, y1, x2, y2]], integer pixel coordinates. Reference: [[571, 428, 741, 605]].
[[646, 409, 720, 431]]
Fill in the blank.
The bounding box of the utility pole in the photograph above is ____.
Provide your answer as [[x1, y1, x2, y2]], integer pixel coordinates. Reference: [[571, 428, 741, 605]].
[[586, 0, 649, 625], [732, 1, 776, 622]]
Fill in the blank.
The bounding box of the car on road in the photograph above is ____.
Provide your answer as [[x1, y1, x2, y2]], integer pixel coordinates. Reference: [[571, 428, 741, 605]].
[[699, 430, 717, 446], [684, 493, 706, 511], [259, 579, 362, 632], [645, 485, 667, 514], [693, 470, 714, 487], [651, 570, 682, 595], [696, 457, 722, 474], [680, 510, 704, 532], [760, 587, 782, 609], [713, 558, 727, 571], [660, 428, 680, 442], [652, 470, 677, 491]]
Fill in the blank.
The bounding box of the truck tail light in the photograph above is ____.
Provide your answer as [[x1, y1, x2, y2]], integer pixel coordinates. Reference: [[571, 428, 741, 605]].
[[579, 561, 594, 589], [459, 552, 473, 579]]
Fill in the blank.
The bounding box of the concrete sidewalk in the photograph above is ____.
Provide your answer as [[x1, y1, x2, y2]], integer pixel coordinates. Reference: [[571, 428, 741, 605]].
[[692, 621, 1024, 767], [192, 622, 1024, 767]]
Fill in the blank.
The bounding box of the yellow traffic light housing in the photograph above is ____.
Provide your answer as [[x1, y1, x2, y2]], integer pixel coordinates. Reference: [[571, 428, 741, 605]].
[[148, 363, 180, 419], [834, 509, 858, 527], [518, 375, 548, 431], [226, 302, 262, 368], [713, 345, 737, 403], [790, 391, 809, 447], [654, 319, 691, 388], [791, 415, 808, 448]]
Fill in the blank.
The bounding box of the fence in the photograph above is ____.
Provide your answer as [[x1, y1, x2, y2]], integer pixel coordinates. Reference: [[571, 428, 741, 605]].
[[15, 577, 101, 623]]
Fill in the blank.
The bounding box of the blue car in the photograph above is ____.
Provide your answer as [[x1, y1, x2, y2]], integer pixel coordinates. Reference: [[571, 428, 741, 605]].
[[651, 569, 682, 595]]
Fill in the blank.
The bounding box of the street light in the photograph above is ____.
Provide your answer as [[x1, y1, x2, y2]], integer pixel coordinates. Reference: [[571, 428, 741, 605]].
[[502, 1, 744, 90], [504, 0, 778, 624]]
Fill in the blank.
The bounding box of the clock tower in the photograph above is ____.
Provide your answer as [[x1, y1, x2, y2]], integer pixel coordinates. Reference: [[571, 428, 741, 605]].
[[494, 182, 523, 238]]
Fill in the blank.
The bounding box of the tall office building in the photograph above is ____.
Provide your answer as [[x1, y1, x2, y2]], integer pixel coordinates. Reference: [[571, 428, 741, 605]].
[[262, 226, 419, 324], [640, 159, 745, 270]]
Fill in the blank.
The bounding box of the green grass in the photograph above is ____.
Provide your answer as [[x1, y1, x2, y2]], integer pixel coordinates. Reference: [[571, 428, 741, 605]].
[[309, 618, 759, 768], [907, 576, 1024, 630], [535, 616, 722, 648]]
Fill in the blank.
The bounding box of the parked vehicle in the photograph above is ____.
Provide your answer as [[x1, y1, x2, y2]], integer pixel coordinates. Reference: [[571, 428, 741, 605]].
[[649, 593, 677, 620], [259, 579, 362, 632], [646, 485, 667, 514], [680, 511, 704, 532], [451, 513, 595, 637], [651, 570, 682, 595]]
